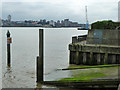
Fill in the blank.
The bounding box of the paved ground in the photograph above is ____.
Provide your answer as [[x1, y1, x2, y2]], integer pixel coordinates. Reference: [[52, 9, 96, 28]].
[[61, 66, 119, 81]]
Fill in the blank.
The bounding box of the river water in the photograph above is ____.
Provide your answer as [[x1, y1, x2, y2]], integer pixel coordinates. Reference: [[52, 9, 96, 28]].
[[1, 27, 88, 88]]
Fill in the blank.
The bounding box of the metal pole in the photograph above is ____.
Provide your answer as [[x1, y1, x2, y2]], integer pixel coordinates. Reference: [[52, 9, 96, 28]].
[[37, 29, 44, 82], [6, 30, 11, 66]]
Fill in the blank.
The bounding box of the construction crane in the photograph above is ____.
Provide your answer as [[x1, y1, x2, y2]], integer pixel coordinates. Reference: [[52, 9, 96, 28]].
[[85, 6, 89, 29], [78, 6, 89, 30]]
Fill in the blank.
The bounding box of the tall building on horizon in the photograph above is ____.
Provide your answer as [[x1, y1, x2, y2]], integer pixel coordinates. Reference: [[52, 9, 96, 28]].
[[118, 1, 120, 22], [0, 17, 2, 26], [7, 15, 11, 22]]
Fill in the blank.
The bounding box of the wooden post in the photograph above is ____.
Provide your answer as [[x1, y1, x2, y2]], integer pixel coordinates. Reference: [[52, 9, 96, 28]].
[[83, 52, 87, 64], [97, 53, 101, 65], [89, 52, 93, 65], [118, 54, 120, 82], [79, 52, 83, 64], [6, 30, 11, 66], [111, 54, 116, 64], [37, 29, 44, 82], [72, 36, 77, 43], [75, 51, 79, 65], [104, 53, 108, 64], [69, 51, 73, 64]]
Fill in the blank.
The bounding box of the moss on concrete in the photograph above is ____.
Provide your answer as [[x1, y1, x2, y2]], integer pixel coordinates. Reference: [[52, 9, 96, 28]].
[[63, 64, 118, 70], [59, 72, 106, 82], [59, 65, 118, 82]]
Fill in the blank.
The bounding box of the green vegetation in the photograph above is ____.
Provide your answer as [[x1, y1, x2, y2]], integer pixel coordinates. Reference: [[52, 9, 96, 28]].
[[59, 72, 106, 82], [91, 20, 120, 29], [63, 64, 118, 70], [59, 66, 118, 82]]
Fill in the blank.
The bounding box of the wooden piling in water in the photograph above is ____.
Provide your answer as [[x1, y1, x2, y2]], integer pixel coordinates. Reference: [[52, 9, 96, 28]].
[[37, 56, 43, 82], [37, 29, 44, 82], [7, 43, 10, 65], [6, 30, 11, 66]]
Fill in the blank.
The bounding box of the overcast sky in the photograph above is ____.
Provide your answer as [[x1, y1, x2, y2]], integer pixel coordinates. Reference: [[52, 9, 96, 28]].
[[1, 0, 120, 23]]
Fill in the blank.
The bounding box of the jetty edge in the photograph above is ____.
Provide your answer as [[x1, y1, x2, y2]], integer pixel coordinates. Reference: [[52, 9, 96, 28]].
[[69, 29, 120, 65], [62, 64, 119, 70]]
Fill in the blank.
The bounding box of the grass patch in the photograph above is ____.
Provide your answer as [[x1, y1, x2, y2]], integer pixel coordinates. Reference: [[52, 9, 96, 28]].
[[59, 72, 106, 82], [59, 65, 118, 82], [63, 64, 119, 70]]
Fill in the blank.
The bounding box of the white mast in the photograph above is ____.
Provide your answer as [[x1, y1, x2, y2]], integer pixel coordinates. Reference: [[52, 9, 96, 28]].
[[118, 1, 120, 22], [85, 6, 88, 24]]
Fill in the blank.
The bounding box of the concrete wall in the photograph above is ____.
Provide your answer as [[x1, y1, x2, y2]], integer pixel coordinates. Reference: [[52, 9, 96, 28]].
[[69, 43, 120, 65], [69, 50, 120, 65], [86, 29, 120, 46], [72, 35, 87, 43]]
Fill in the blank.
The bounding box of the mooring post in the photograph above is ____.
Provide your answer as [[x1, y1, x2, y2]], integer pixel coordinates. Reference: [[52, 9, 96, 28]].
[[75, 51, 80, 65], [69, 51, 73, 64], [104, 53, 108, 64], [89, 52, 93, 65], [97, 53, 101, 65], [79, 52, 83, 64], [118, 54, 120, 82], [37, 29, 44, 82], [83, 52, 87, 64], [6, 30, 12, 66], [111, 54, 116, 64]]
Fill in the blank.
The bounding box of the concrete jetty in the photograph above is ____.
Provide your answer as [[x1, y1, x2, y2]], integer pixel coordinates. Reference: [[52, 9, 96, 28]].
[[69, 29, 120, 65]]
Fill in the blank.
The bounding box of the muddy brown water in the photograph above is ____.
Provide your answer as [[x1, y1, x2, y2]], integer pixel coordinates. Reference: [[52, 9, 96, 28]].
[[2, 27, 88, 88]]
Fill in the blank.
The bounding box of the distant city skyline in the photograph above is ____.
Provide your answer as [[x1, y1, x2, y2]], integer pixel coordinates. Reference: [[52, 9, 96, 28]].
[[1, 0, 120, 24], [1, 14, 83, 23], [1, 15, 85, 27]]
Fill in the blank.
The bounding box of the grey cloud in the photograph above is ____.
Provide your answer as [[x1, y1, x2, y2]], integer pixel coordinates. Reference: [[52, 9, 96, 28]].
[[2, 0, 119, 23]]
